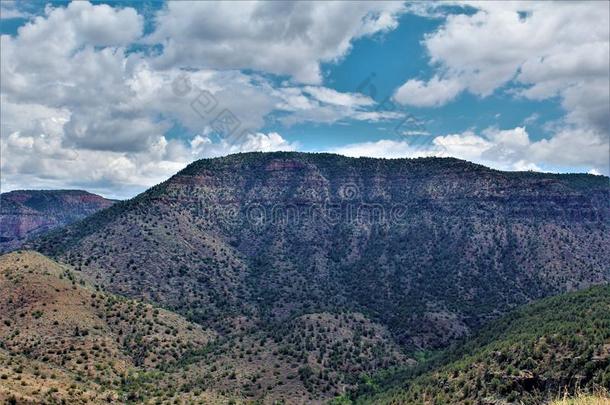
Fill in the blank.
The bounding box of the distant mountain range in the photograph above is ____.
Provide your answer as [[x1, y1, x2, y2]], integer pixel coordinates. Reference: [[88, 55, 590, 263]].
[[1, 152, 608, 403], [0, 190, 115, 253]]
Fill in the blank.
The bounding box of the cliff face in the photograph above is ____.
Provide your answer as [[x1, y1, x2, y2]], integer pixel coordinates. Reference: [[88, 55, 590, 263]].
[[33, 153, 610, 350], [0, 190, 115, 253]]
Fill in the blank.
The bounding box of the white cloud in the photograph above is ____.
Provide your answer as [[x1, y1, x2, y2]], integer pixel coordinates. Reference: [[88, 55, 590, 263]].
[[350, 111, 404, 122], [1, 2, 168, 157], [333, 126, 609, 175], [302, 86, 374, 108], [0, 96, 181, 198], [390, 1, 609, 175], [190, 132, 298, 158], [146, 1, 405, 83], [0, 114, 298, 199], [332, 139, 442, 159], [2, 1, 607, 199], [1, 2, 401, 197], [274, 85, 400, 126], [0, 1, 32, 20], [63, 108, 171, 152], [526, 128, 608, 170], [401, 130, 430, 136], [435, 126, 608, 173], [394, 1, 610, 134], [433, 132, 491, 161], [393, 76, 463, 107], [19, 2, 142, 49]]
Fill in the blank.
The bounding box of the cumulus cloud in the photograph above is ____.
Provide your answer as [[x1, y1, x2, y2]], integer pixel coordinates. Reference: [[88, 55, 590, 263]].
[[393, 2, 610, 133], [389, 1, 609, 175], [0, 110, 297, 199], [275, 85, 400, 126], [332, 139, 441, 159], [435, 126, 608, 173], [0, 1, 30, 20], [302, 86, 374, 108], [393, 76, 462, 107], [190, 132, 298, 158], [146, 1, 405, 83], [0, 1, 403, 198], [334, 126, 608, 175], [0, 94, 182, 198], [17, 2, 142, 49], [2, 1, 607, 199]]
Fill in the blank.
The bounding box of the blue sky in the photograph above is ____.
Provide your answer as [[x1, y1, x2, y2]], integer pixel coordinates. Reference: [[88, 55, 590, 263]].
[[279, 10, 566, 150], [1, 1, 608, 198]]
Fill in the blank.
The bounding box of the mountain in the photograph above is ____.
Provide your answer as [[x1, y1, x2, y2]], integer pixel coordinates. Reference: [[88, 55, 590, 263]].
[[0, 251, 225, 404], [0, 251, 406, 404], [347, 284, 610, 404], [2, 253, 607, 405], [28, 152, 609, 402], [0, 190, 115, 253]]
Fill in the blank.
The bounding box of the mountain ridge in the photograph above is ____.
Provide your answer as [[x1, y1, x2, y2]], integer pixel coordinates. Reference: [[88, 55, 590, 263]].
[[30, 152, 609, 254], [26, 151, 609, 402], [0, 189, 116, 253]]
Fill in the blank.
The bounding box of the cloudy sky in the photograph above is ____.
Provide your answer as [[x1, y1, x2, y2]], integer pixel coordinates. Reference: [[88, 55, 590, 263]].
[[1, 1, 608, 199]]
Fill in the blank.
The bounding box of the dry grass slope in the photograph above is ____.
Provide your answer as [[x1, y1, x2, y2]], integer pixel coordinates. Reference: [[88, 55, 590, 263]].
[[552, 392, 610, 405], [0, 250, 218, 404], [0, 251, 411, 404]]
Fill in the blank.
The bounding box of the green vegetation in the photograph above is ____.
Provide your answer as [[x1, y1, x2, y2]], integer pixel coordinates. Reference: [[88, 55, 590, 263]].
[[12, 152, 610, 402], [32, 152, 609, 349], [347, 285, 610, 404]]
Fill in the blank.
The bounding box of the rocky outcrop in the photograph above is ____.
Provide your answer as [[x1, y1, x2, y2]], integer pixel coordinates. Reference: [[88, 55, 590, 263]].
[[0, 190, 115, 252]]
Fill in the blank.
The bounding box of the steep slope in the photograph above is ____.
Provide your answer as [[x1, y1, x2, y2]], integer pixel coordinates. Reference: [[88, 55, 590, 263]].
[[0, 190, 115, 253], [33, 153, 609, 346], [0, 251, 216, 404], [173, 311, 410, 403], [0, 346, 112, 404], [0, 251, 408, 404], [2, 253, 608, 403], [349, 285, 610, 404]]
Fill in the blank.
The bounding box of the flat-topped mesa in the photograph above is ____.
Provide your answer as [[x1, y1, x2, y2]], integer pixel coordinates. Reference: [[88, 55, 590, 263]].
[[159, 152, 608, 219], [0, 189, 116, 253], [28, 152, 609, 352]]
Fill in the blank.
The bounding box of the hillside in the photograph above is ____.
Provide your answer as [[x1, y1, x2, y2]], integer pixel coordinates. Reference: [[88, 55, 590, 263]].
[[32, 153, 609, 341], [348, 285, 610, 404], [2, 252, 608, 404], [0, 251, 216, 404], [28, 152, 610, 401], [0, 190, 115, 253], [0, 251, 408, 404], [552, 394, 610, 405]]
